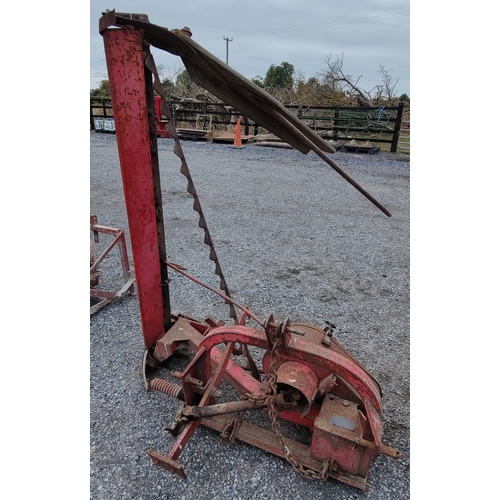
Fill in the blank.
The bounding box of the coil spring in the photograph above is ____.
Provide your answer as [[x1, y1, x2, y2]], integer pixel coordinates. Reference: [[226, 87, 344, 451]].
[[150, 378, 185, 401]]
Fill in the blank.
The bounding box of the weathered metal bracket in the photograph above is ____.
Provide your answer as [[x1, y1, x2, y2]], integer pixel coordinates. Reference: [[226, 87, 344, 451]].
[[90, 215, 135, 315]]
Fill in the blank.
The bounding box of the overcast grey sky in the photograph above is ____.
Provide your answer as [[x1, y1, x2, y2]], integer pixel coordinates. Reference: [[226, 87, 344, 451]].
[[90, 0, 410, 97]]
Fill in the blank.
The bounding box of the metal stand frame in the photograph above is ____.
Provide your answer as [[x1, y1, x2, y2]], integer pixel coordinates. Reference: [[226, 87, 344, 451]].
[[90, 215, 135, 315]]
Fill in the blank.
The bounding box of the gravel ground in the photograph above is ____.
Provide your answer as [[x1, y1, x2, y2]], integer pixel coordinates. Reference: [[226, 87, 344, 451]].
[[90, 131, 410, 500]]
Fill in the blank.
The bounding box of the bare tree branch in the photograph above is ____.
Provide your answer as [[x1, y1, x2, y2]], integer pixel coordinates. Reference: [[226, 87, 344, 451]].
[[317, 53, 373, 106]]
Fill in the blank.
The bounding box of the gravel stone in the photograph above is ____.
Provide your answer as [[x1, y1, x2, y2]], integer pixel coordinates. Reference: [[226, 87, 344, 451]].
[[90, 131, 410, 500]]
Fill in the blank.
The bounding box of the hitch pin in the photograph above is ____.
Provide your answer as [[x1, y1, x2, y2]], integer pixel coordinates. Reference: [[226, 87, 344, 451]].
[[270, 323, 305, 336]]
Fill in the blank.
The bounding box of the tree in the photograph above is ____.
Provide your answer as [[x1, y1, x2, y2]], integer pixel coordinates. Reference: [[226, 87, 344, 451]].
[[369, 66, 400, 105], [168, 68, 219, 101], [316, 54, 403, 106], [175, 69, 200, 97], [263, 62, 295, 89], [292, 73, 350, 106], [161, 76, 175, 97], [399, 93, 410, 102], [318, 54, 372, 106], [90, 79, 111, 97], [251, 76, 265, 88], [260, 62, 295, 103]]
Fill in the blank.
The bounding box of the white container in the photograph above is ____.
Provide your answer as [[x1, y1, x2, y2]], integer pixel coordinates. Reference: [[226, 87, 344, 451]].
[[104, 118, 115, 132]]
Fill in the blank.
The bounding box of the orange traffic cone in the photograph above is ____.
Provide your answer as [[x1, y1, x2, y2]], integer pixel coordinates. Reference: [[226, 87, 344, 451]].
[[230, 117, 245, 149]]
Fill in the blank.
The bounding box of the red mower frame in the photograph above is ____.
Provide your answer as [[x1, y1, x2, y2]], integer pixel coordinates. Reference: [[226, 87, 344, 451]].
[[98, 11, 400, 490]]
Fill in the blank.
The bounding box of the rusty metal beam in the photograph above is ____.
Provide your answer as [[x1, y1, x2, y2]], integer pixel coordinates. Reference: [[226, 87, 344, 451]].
[[201, 414, 368, 490], [101, 28, 166, 347]]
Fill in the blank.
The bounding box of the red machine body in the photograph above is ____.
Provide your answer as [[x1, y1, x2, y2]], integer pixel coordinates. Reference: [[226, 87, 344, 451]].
[[155, 95, 171, 138], [99, 11, 400, 490]]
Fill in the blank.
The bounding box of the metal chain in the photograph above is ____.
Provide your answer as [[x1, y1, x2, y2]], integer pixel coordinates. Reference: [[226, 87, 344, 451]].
[[221, 328, 282, 443], [221, 331, 335, 481]]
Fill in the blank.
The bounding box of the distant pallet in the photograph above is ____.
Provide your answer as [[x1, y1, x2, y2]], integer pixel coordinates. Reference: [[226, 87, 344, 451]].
[[176, 128, 209, 141], [340, 141, 380, 155]]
